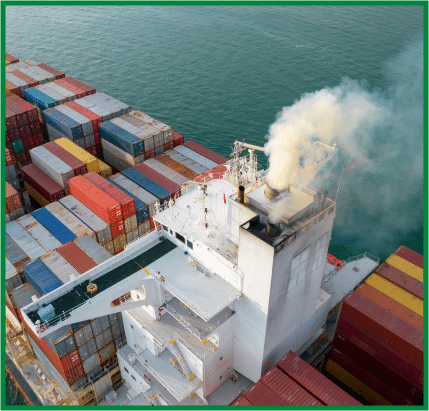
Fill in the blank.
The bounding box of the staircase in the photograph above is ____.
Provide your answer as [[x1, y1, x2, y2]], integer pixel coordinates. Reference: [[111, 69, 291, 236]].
[[170, 339, 194, 380], [164, 303, 203, 340]]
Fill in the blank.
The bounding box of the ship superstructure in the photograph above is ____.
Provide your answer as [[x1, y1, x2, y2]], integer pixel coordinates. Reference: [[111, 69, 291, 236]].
[[19, 142, 379, 405]]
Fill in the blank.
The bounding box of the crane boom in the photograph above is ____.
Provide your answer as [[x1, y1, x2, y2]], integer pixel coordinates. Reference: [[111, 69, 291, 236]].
[[234, 140, 265, 152]]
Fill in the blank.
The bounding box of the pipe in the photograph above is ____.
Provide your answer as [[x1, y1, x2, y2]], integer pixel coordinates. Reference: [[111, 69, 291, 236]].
[[266, 221, 281, 237], [237, 186, 245, 204], [264, 184, 280, 202]]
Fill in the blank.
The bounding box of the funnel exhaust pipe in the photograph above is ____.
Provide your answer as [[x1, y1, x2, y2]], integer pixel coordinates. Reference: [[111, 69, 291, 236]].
[[237, 185, 245, 204], [264, 184, 290, 202], [266, 220, 281, 237]]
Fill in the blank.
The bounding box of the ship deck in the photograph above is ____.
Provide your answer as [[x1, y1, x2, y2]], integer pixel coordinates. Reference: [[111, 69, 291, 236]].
[[26, 239, 177, 325]]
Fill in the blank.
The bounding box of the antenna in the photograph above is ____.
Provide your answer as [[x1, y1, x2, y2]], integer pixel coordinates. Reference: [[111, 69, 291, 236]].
[[335, 160, 347, 203]]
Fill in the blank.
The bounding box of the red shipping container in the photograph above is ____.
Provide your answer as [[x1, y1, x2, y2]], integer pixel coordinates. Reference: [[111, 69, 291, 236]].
[[244, 381, 287, 406], [69, 176, 122, 224], [155, 154, 199, 180], [261, 367, 322, 405], [65, 363, 85, 386], [44, 141, 87, 176], [332, 334, 423, 403], [172, 131, 184, 147], [194, 164, 227, 183], [329, 348, 414, 405], [66, 101, 103, 136], [231, 396, 254, 406], [22, 135, 37, 151], [36, 63, 65, 80], [5, 182, 22, 213], [336, 318, 423, 389], [15, 151, 31, 166], [375, 263, 423, 300], [164, 141, 174, 151], [394, 246, 423, 269], [6, 148, 13, 166], [86, 146, 98, 157], [6, 53, 19, 63], [356, 284, 423, 332], [10, 70, 38, 87], [60, 349, 81, 373], [61, 76, 96, 95], [115, 249, 124, 255], [57, 242, 97, 274], [55, 77, 86, 99], [83, 172, 135, 219], [32, 132, 45, 146], [144, 149, 156, 160], [184, 140, 228, 164], [111, 220, 125, 239], [133, 163, 181, 196], [276, 351, 361, 405], [341, 291, 423, 369], [21, 164, 65, 202], [6, 79, 21, 97]]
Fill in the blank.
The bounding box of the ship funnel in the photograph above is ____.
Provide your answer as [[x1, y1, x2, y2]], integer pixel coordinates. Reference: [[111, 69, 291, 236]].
[[266, 221, 281, 237], [264, 184, 290, 202], [237, 185, 245, 204]]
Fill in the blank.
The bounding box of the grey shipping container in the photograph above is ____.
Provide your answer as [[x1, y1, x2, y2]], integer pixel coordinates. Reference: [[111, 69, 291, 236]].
[[102, 241, 115, 255], [6, 234, 30, 273], [59, 196, 112, 245], [138, 221, 152, 237], [6, 257, 24, 291], [45, 326, 74, 359], [9, 208, 25, 221], [166, 149, 208, 174], [126, 229, 139, 244], [41, 251, 81, 284], [108, 312, 122, 325], [73, 235, 112, 264], [83, 353, 101, 375], [173, 144, 218, 170], [78, 338, 97, 361], [6, 221, 47, 261], [99, 342, 116, 364], [91, 318, 102, 336], [111, 322, 121, 340], [100, 316, 110, 331], [124, 215, 138, 234], [74, 323, 94, 347], [11, 283, 40, 309]]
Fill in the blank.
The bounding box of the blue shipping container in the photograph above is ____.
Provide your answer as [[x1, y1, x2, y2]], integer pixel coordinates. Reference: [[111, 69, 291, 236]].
[[107, 178, 149, 224], [32, 208, 77, 245], [43, 108, 82, 140], [24, 259, 63, 296], [121, 169, 170, 204], [24, 88, 57, 110], [69, 320, 91, 333], [99, 122, 144, 156]]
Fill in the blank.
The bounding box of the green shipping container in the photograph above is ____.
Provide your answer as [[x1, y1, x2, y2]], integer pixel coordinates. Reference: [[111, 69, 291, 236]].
[[12, 139, 24, 153]]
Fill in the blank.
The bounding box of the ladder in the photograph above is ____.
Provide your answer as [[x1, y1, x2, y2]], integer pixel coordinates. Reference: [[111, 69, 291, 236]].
[[150, 394, 162, 405], [164, 304, 203, 340], [169, 339, 194, 379]]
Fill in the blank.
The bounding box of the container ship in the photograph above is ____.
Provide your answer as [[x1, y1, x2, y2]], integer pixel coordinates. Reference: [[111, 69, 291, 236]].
[[4, 54, 424, 406]]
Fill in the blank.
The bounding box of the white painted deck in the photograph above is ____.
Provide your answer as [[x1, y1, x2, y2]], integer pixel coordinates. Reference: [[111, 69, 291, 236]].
[[147, 247, 239, 321]]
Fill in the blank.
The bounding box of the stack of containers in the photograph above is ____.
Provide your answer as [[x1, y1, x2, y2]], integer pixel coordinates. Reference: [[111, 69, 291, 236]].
[[6, 53, 19, 65], [231, 351, 360, 406], [6, 182, 24, 221], [83, 172, 136, 252], [6, 257, 24, 294], [73, 236, 112, 264], [183, 141, 228, 165], [194, 164, 227, 183], [5, 234, 30, 288], [172, 131, 184, 148], [43, 92, 131, 157], [53, 137, 100, 173], [6, 60, 65, 99], [59, 195, 114, 254], [6, 94, 44, 165], [164, 145, 217, 175], [43, 140, 87, 176], [56, 242, 98, 274], [99, 110, 174, 170], [21, 163, 66, 207], [326, 246, 423, 405], [150, 153, 200, 182], [5, 147, 20, 191]]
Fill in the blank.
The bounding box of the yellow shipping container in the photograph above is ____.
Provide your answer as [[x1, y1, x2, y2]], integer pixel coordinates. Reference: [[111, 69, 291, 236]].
[[386, 254, 423, 283], [6, 60, 10, 65], [24, 182, 50, 207], [325, 360, 391, 405], [365, 274, 423, 316], [54, 138, 99, 173], [98, 160, 113, 178]]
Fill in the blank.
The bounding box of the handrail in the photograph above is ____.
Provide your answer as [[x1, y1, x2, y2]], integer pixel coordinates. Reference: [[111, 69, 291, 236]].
[[164, 304, 203, 340], [173, 332, 217, 361], [344, 252, 380, 264]]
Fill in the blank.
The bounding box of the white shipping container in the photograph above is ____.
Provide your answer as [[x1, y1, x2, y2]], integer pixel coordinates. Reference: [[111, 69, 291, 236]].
[[6, 258, 18, 280], [6, 73, 28, 88], [150, 120, 173, 143], [23, 59, 39, 66], [74, 235, 112, 264], [26, 66, 56, 82], [86, 96, 118, 118], [110, 117, 150, 142], [41, 251, 80, 284], [45, 82, 76, 100], [109, 174, 157, 218], [102, 150, 129, 172], [173, 145, 218, 170], [55, 105, 94, 136], [74, 99, 110, 122], [124, 215, 138, 234], [45, 202, 96, 241], [101, 138, 136, 166], [6, 221, 47, 260], [16, 214, 62, 252], [94, 92, 130, 111], [46, 123, 66, 140], [138, 221, 151, 237], [143, 158, 189, 185], [138, 123, 162, 149], [126, 229, 139, 244], [84, 134, 95, 148], [38, 84, 66, 104], [58, 196, 112, 245], [30, 146, 75, 188], [19, 67, 46, 83]]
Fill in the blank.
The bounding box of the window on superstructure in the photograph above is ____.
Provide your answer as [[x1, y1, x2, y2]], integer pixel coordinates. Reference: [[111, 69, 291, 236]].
[[131, 375, 136, 381], [124, 367, 129, 374], [162, 225, 168, 231], [288, 247, 310, 291], [187, 240, 193, 250], [312, 233, 329, 271], [176, 233, 185, 244]]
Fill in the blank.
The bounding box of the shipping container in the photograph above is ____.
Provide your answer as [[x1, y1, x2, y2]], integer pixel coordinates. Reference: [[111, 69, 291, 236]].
[[98, 342, 116, 365], [138, 221, 152, 237], [5, 233, 31, 273], [73, 235, 112, 264], [5, 182, 22, 213], [102, 241, 115, 255], [101, 138, 139, 166], [171, 131, 185, 148], [231, 396, 254, 406], [113, 234, 126, 253], [385, 255, 423, 283], [194, 163, 228, 183], [74, 323, 94, 347], [329, 348, 414, 405], [261, 367, 323, 405], [102, 149, 130, 172], [375, 262, 423, 300], [24, 182, 50, 207], [341, 292, 423, 369], [394, 246, 423, 269], [166, 148, 209, 174], [36, 63, 65, 80], [6, 258, 24, 292], [58, 196, 112, 245], [365, 274, 423, 316], [126, 229, 139, 244], [83, 353, 101, 375], [65, 363, 85, 387], [56, 242, 98, 274], [45, 201, 96, 241], [45, 326, 77, 359], [24, 259, 63, 296], [154, 154, 199, 181], [109, 174, 152, 220], [78, 339, 97, 362], [356, 284, 423, 331], [99, 121, 144, 156], [173, 144, 218, 170], [21, 164, 65, 202], [121, 168, 170, 204], [276, 351, 360, 405], [325, 359, 391, 405], [17, 214, 62, 251], [32, 208, 77, 245], [111, 220, 125, 239], [59, 77, 96, 96], [336, 318, 423, 389], [124, 215, 138, 233], [332, 334, 423, 403], [244, 381, 287, 406], [60, 349, 82, 373], [69, 320, 91, 333], [41, 251, 81, 285], [95, 328, 113, 350], [9, 208, 25, 221], [133, 163, 181, 196], [54, 138, 99, 172], [83, 172, 136, 219], [98, 160, 113, 178], [69, 176, 122, 224], [43, 140, 87, 176], [6, 53, 19, 64], [11, 283, 40, 309], [6, 221, 47, 261]]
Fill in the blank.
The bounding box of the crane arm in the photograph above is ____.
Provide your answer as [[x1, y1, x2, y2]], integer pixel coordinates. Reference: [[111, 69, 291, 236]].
[[234, 140, 265, 152]]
